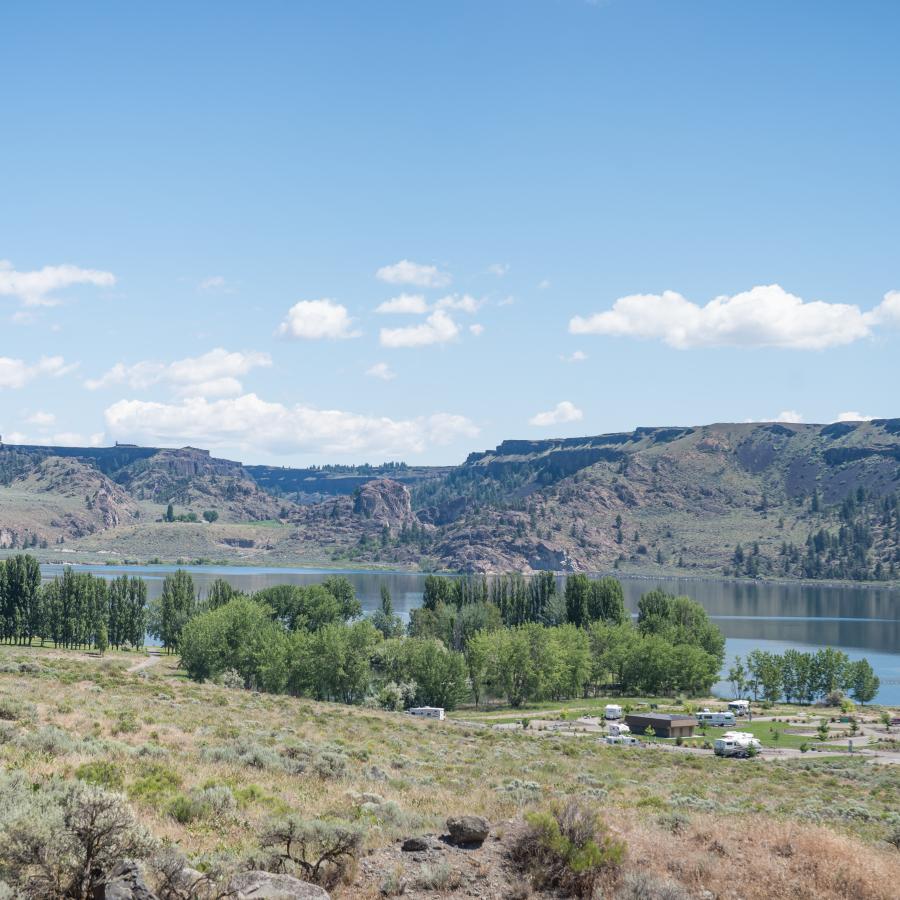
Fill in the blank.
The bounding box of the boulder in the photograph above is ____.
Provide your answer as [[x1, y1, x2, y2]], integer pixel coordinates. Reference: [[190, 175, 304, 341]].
[[401, 836, 429, 852], [446, 815, 490, 846], [96, 860, 158, 900], [227, 871, 330, 899]]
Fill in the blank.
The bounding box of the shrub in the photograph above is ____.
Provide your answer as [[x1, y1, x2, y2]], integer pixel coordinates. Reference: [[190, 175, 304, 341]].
[[219, 668, 245, 690], [615, 871, 690, 900], [258, 816, 365, 888], [18, 725, 76, 757], [0, 774, 155, 899], [509, 800, 625, 898], [0, 696, 35, 722], [415, 862, 461, 890], [75, 760, 125, 791]]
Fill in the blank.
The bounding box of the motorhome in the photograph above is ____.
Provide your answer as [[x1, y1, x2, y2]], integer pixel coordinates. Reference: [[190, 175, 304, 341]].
[[696, 710, 736, 727], [604, 704, 623, 720], [728, 700, 750, 717], [607, 722, 631, 737], [714, 731, 762, 758]]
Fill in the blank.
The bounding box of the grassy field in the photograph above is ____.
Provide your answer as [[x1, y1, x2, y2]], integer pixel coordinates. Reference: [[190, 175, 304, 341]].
[[1, 643, 899, 898]]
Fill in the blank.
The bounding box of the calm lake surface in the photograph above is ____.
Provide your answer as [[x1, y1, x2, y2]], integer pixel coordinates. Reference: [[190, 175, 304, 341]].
[[40, 564, 900, 704]]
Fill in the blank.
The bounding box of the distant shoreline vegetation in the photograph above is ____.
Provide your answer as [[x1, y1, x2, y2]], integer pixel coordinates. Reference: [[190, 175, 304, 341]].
[[0, 555, 882, 705]]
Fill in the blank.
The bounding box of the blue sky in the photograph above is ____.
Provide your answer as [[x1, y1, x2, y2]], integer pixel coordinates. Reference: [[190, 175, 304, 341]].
[[1, 0, 898, 465]]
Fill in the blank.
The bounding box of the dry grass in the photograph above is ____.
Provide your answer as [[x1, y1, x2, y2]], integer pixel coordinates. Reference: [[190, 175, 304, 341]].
[[0, 643, 898, 897]]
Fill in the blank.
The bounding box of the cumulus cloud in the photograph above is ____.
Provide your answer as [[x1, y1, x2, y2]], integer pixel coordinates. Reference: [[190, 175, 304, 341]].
[[0, 260, 115, 307], [775, 410, 803, 424], [569, 284, 900, 350], [561, 350, 588, 363], [529, 400, 584, 427], [835, 411, 876, 422], [487, 263, 509, 276], [380, 310, 460, 348], [435, 293, 483, 314], [50, 432, 105, 447], [104, 394, 478, 457], [469, 323, 484, 337], [26, 411, 56, 427], [277, 299, 360, 340], [0, 356, 76, 390], [537, 279, 551, 290], [376, 259, 451, 288], [366, 362, 396, 381], [85, 348, 271, 397], [375, 294, 428, 315]]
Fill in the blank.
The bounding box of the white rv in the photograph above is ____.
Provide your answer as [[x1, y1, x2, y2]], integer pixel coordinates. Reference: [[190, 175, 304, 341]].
[[607, 722, 631, 737], [604, 734, 640, 746], [409, 706, 445, 720], [728, 700, 750, 717], [696, 710, 736, 727], [714, 731, 762, 758], [604, 704, 623, 721]]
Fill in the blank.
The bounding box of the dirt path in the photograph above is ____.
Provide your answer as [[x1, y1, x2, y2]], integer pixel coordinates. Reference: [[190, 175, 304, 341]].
[[127, 648, 162, 673]]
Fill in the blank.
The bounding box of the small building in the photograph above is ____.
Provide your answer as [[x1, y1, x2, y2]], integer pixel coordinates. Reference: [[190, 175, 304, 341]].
[[624, 713, 697, 739], [409, 706, 445, 720]]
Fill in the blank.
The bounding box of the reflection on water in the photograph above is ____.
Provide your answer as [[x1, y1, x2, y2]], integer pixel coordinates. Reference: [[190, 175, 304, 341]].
[[40, 564, 900, 703]]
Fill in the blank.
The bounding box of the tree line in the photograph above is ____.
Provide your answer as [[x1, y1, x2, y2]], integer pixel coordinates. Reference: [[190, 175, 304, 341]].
[[174, 573, 730, 710], [0, 555, 146, 652], [727, 646, 880, 705]]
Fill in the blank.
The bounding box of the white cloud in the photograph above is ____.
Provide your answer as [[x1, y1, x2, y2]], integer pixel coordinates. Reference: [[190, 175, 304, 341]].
[[469, 323, 484, 337], [487, 263, 509, 276], [85, 348, 271, 397], [569, 284, 900, 350], [277, 299, 360, 340], [26, 411, 56, 427], [375, 259, 451, 288], [835, 411, 876, 422], [375, 294, 428, 315], [0, 356, 76, 390], [0, 260, 115, 307], [538, 279, 551, 290], [50, 432, 105, 447], [561, 350, 588, 363], [775, 410, 803, 424], [366, 362, 396, 381], [498, 295, 516, 307], [435, 293, 483, 314], [5, 431, 26, 444], [529, 400, 584, 427], [380, 310, 460, 348], [104, 394, 478, 457], [198, 275, 228, 291]]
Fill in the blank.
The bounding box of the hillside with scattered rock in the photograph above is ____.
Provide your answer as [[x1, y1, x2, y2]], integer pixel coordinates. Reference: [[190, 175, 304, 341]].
[[1, 420, 899, 577]]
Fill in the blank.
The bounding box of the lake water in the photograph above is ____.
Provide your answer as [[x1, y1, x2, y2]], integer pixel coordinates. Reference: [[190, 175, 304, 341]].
[[40, 564, 900, 704]]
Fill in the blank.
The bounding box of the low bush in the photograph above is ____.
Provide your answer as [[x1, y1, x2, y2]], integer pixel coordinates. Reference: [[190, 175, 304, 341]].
[[257, 815, 365, 888], [75, 760, 125, 791], [509, 800, 626, 898], [0, 773, 154, 899]]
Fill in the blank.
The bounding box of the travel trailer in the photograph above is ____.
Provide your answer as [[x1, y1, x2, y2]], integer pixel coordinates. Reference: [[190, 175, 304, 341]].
[[604, 734, 640, 746], [408, 706, 445, 720], [697, 710, 737, 727], [728, 700, 750, 717], [607, 722, 631, 737], [714, 731, 762, 758], [604, 704, 623, 720]]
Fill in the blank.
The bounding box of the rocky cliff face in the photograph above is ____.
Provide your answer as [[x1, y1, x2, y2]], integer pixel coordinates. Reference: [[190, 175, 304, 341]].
[[352, 478, 418, 527]]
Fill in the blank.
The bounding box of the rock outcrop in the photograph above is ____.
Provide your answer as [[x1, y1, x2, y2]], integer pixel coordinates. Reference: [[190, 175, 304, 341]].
[[227, 871, 330, 899], [352, 478, 417, 528]]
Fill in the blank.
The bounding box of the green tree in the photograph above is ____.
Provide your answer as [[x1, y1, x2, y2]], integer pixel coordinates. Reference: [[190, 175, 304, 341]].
[[371, 584, 403, 638], [202, 510, 219, 523], [154, 570, 196, 652], [845, 658, 880, 705], [564, 574, 591, 627], [165, 503, 175, 522]]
